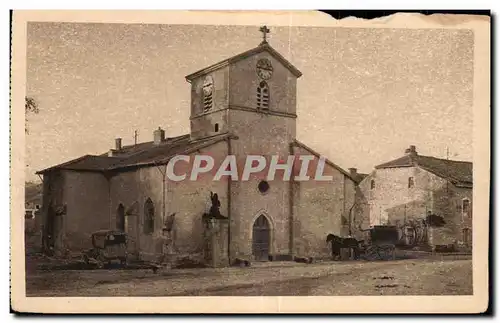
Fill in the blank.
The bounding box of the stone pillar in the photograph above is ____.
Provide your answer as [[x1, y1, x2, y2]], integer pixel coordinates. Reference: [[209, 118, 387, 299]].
[[203, 216, 229, 268]]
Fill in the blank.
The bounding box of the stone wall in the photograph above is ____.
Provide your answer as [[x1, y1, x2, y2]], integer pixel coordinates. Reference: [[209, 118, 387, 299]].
[[63, 171, 110, 252], [40, 170, 111, 254], [291, 145, 355, 258]]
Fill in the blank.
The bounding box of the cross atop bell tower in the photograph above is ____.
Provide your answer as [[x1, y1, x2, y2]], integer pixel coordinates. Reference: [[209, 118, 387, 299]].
[[259, 25, 270, 45]]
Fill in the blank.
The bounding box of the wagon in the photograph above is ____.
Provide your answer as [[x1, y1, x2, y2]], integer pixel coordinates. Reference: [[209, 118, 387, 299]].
[[82, 230, 128, 268], [361, 225, 399, 261]]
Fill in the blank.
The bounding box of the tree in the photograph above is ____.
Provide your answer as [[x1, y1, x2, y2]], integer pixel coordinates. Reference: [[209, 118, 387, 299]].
[[25, 96, 39, 134]]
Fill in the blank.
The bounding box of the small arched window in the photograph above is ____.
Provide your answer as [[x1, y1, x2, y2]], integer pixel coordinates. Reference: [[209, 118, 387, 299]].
[[144, 198, 155, 235], [257, 81, 270, 110], [116, 204, 125, 232], [214, 123, 219, 132]]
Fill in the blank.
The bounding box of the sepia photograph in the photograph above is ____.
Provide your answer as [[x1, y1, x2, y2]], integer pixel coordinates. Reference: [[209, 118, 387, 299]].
[[10, 10, 490, 313]]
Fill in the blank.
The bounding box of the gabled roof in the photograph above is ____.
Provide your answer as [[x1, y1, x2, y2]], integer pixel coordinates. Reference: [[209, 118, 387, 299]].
[[375, 153, 473, 188], [291, 140, 357, 183], [185, 43, 302, 81], [36, 133, 234, 175]]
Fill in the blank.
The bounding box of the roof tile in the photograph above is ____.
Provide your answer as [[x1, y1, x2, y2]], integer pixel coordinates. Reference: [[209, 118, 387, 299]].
[[36, 134, 232, 174], [375, 154, 472, 187]]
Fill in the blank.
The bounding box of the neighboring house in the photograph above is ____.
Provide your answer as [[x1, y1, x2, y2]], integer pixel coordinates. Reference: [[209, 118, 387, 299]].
[[36, 34, 360, 265], [355, 145, 472, 250]]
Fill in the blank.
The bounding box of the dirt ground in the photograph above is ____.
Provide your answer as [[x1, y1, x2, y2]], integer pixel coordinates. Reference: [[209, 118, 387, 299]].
[[25, 258, 472, 297]]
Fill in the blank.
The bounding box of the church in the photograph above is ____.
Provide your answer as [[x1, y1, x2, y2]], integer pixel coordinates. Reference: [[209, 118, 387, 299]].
[[36, 27, 363, 266]]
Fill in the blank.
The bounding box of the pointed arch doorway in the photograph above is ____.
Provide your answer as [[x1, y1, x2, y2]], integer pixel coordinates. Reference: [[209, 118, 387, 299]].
[[252, 214, 271, 261]]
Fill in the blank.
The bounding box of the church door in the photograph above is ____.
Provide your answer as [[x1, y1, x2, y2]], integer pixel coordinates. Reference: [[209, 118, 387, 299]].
[[252, 215, 270, 261], [116, 204, 125, 232]]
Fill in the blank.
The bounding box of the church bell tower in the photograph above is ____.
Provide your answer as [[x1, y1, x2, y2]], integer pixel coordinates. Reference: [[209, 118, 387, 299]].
[[185, 26, 302, 142]]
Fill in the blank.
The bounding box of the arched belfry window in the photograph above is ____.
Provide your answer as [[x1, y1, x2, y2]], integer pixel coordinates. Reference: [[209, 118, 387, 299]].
[[202, 75, 214, 112], [257, 81, 270, 110], [144, 198, 155, 235]]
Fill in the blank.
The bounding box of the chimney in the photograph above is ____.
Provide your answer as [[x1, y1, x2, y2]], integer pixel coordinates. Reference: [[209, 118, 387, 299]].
[[153, 127, 166, 145], [115, 138, 122, 151], [348, 168, 358, 176], [405, 145, 417, 157]]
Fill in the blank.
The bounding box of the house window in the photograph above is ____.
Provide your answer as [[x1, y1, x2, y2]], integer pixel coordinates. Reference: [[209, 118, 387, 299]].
[[370, 180, 375, 190], [462, 199, 471, 217], [257, 81, 270, 110], [214, 123, 219, 133], [144, 198, 155, 235], [462, 227, 472, 246], [408, 177, 415, 188]]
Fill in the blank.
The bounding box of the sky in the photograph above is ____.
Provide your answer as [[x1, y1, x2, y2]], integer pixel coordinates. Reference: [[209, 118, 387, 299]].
[[25, 23, 473, 182]]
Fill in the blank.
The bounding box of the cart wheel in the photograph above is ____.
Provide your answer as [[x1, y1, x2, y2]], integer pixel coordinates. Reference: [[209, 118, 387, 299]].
[[366, 246, 378, 261], [97, 255, 106, 269]]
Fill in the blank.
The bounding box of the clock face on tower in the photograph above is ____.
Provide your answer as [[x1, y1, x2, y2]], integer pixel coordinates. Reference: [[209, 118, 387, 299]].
[[202, 75, 214, 95], [256, 58, 273, 80]]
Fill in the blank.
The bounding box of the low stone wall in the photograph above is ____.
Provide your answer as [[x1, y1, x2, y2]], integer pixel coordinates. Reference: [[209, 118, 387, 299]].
[[395, 249, 472, 261]]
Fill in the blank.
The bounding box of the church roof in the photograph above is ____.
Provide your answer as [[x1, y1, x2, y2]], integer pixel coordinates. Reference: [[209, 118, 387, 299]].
[[36, 133, 235, 174], [375, 153, 473, 188], [185, 43, 302, 81], [291, 140, 358, 183], [35, 155, 119, 174]]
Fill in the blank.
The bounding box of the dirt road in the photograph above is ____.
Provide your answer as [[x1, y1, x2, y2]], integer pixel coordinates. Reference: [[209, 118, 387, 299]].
[[26, 259, 472, 297]]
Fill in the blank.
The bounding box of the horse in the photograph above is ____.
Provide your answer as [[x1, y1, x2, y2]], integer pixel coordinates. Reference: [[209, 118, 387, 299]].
[[326, 233, 363, 260]]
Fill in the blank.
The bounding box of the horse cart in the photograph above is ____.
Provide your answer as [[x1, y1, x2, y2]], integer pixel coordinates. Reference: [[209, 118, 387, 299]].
[[81, 230, 162, 272], [82, 230, 128, 268], [359, 225, 399, 261]]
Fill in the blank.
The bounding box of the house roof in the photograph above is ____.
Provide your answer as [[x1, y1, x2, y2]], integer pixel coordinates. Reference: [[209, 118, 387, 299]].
[[353, 173, 369, 183], [36, 133, 234, 174], [375, 153, 473, 188], [185, 42, 302, 81]]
